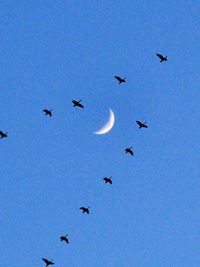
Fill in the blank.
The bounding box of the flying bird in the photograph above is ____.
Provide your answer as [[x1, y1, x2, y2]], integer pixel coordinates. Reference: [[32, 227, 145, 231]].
[[72, 100, 84, 108], [0, 131, 7, 138], [60, 235, 69, 244], [156, 53, 167, 62], [136, 121, 148, 129], [114, 76, 126, 84], [42, 258, 54, 266], [42, 109, 52, 117], [80, 207, 90, 214], [125, 147, 134, 156], [103, 177, 112, 184]]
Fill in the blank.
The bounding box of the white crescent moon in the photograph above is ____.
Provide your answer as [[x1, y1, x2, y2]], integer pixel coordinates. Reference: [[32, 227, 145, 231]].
[[94, 108, 115, 135]]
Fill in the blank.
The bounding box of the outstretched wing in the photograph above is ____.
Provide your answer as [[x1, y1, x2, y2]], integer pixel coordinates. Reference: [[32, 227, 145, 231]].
[[78, 103, 84, 108], [156, 53, 164, 60], [115, 76, 122, 82], [136, 121, 142, 127], [129, 150, 134, 156]]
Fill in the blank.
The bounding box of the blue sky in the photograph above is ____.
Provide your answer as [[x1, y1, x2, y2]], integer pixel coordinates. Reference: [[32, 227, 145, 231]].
[[0, 1, 200, 266]]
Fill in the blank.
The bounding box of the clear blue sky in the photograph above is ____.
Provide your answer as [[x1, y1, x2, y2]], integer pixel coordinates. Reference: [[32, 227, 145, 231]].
[[0, 1, 200, 266]]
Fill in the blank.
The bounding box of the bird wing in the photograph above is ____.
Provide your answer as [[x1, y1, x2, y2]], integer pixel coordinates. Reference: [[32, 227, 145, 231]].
[[156, 53, 163, 59], [126, 149, 133, 155], [42, 258, 48, 264], [78, 103, 84, 108], [115, 76, 121, 81], [136, 121, 142, 127]]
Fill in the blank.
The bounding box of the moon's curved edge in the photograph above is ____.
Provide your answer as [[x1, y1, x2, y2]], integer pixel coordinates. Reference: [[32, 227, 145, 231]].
[[94, 108, 115, 135]]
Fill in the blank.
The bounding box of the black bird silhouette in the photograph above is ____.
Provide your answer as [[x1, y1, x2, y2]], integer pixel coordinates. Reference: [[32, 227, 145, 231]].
[[0, 131, 7, 138], [114, 76, 126, 84], [60, 235, 69, 244], [156, 53, 167, 62], [136, 121, 148, 129], [72, 100, 84, 108], [125, 147, 134, 156], [42, 258, 54, 266], [103, 177, 112, 184], [42, 109, 52, 117], [80, 207, 90, 214]]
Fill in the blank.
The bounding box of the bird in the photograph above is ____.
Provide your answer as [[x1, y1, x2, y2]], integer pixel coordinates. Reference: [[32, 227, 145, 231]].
[[42, 109, 52, 117], [80, 207, 90, 214], [72, 100, 84, 108], [0, 131, 7, 138], [125, 147, 134, 156], [156, 53, 167, 62], [103, 177, 112, 184], [60, 235, 69, 244], [136, 120, 148, 128], [114, 76, 126, 84], [42, 258, 54, 266]]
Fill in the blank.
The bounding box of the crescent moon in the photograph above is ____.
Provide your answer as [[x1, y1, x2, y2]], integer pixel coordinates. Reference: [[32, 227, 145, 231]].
[[94, 108, 115, 135]]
